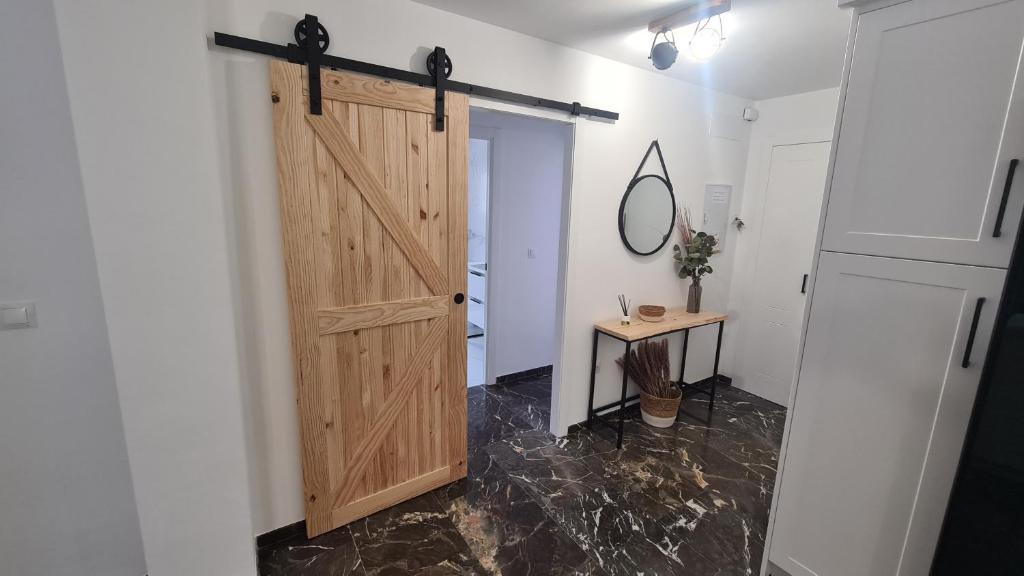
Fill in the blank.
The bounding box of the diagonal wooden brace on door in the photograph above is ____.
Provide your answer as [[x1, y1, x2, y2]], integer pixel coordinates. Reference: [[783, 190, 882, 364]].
[[305, 112, 448, 296]]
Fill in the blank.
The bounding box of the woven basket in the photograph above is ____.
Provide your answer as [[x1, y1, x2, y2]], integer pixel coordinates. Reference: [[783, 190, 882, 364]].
[[638, 305, 666, 322], [639, 388, 681, 427]]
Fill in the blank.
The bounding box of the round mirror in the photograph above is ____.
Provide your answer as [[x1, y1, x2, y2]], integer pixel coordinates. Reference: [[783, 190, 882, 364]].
[[618, 174, 677, 255]]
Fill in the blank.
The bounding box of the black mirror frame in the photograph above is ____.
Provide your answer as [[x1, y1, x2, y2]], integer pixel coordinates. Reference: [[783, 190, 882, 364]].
[[618, 140, 677, 256], [618, 174, 677, 256]]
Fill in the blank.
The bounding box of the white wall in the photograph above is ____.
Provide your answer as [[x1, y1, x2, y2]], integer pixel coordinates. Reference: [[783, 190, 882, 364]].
[[43, 0, 756, 547], [52, 1, 258, 574], [472, 110, 572, 378], [0, 1, 146, 574], [202, 0, 752, 535], [563, 98, 751, 436], [721, 87, 841, 397]]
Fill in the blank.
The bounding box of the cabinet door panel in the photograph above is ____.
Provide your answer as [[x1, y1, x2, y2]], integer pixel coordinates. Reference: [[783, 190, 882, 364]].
[[823, 0, 1024, 267], [468, 271, 486, 303], [769, 252, 1004, 576]]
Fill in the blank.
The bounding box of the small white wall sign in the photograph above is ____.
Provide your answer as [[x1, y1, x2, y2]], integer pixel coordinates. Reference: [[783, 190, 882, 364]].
[[704, 184, 733, 251]]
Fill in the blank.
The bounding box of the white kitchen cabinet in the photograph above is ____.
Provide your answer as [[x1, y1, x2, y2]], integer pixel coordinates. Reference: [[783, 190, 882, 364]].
[[467, 298, 486, 331], [822, 0, 1024, 268], [468, 267, 486, 330], [468, 270, 486, 304], [768, 252, 1004, 576]]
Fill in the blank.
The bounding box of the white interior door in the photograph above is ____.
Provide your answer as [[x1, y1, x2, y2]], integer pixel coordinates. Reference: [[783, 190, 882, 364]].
[[822, 0, 1024, 268], [770, 252, 1005, 576], [736, 142, 830, 406]]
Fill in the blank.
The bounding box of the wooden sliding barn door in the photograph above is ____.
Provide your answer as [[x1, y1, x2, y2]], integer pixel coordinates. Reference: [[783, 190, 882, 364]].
[[270, 61, 468, 537]]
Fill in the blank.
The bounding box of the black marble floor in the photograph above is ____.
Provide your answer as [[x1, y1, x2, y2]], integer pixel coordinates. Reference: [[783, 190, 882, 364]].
[[258, 377, 786, 575]]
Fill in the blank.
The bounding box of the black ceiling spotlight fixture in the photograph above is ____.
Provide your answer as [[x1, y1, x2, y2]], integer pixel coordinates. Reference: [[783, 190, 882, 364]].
[[647, 0, 731, 70], [649, 29, 678, 71]]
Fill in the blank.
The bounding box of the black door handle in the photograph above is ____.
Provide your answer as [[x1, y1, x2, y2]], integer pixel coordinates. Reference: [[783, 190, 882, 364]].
[[994, 159, 1018, 238], [801, 274, 808, 294], [962, 297, 985, 368]]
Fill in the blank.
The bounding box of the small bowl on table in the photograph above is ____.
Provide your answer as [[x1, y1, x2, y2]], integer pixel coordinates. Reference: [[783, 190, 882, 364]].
[[638, 305, 666, 322]]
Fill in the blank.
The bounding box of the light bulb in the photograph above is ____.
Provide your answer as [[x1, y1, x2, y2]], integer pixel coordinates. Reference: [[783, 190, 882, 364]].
[[689, 26, 723, 61]]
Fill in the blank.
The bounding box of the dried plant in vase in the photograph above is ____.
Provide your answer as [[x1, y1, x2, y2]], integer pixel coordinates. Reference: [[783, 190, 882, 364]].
[[616, 339, 681, 427], [672, 206, 719, 313]]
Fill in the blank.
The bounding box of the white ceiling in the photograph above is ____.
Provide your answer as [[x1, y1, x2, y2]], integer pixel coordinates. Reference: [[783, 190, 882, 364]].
[[411, 0, 852, 100]]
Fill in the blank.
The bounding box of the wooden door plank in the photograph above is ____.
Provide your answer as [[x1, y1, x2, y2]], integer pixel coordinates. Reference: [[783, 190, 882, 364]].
[[306, 112, 449, 296], [332, 317, 448, 509], [318, 296, 449, 335], [356, 104, 390, 493], [445, 93, 469, 481], [270, 60, 332, 536], [313, 102, 345, 496], [407, 113, 431, 299], [427, 110, 449, 472], [406, 112, 433, 473], [330, 100, 370, 502], [333, 100, 366, 308], [384, 107, 413, 483]]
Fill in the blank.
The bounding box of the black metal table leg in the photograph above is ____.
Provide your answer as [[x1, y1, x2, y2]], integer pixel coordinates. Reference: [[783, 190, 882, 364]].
[[678, 328, 689, 393], [710, 321, 724, 412], [617, 340, 631, 449], [587, 329, 599, 429]]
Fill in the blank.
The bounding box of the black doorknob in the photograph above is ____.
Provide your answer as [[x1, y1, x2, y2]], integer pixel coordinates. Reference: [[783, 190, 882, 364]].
[[454, 293, 465, 304]]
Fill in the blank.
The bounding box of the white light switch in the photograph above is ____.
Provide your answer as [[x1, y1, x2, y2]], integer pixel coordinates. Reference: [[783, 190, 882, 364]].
[[1, 302, 36, 330], [3, 308, 27, 325]]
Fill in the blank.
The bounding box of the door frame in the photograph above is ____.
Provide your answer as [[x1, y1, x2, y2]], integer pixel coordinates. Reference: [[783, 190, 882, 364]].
[[729, 137, 831, 406], [467, 125, 497, 386], [468, 105, 575, 429]]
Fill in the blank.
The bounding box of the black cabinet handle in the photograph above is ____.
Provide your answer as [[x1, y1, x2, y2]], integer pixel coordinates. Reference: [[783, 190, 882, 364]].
[[469, 296, 483, 305], [962, 297, 985, 368], [994, 159, 1018, 238], [801, 274, 809, 294], [454, 293, 465, 304]]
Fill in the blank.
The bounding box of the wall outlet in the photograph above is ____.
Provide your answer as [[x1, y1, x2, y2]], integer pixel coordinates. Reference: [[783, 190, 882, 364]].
[[527, 248, 536, 259]]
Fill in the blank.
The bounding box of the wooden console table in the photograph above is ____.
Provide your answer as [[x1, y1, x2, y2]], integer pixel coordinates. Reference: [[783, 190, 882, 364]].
[[587, 308, 727, 448]]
